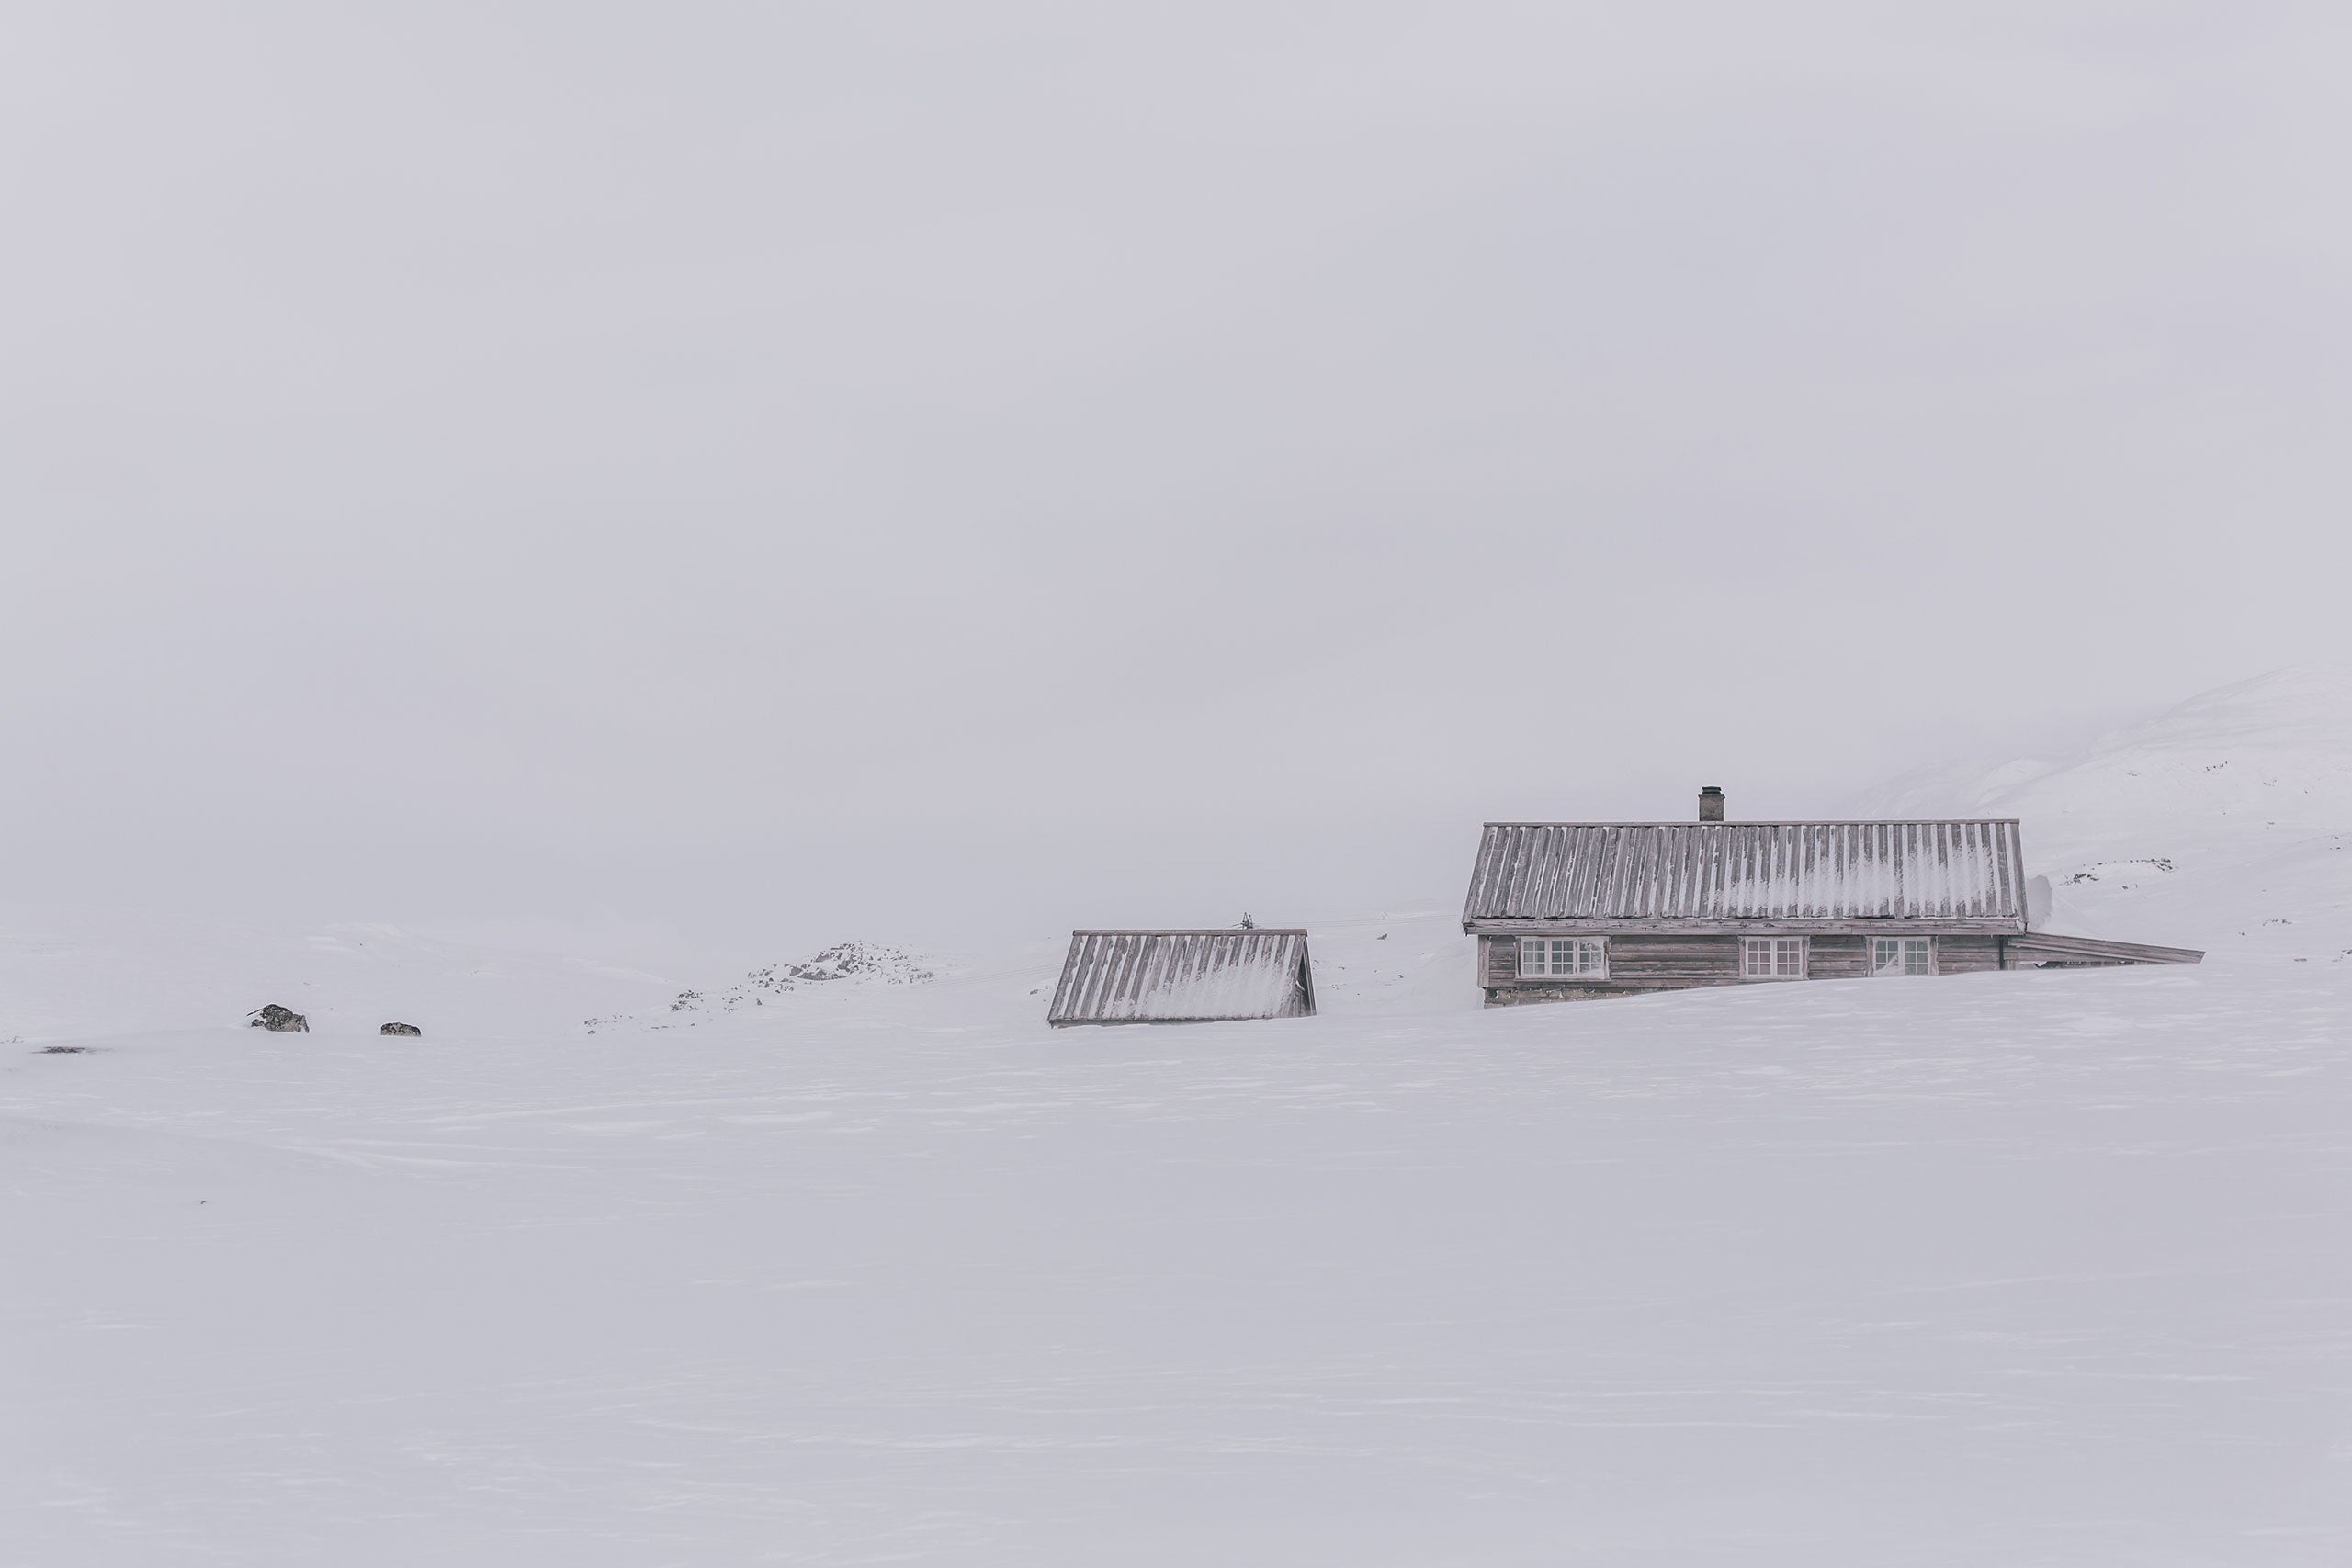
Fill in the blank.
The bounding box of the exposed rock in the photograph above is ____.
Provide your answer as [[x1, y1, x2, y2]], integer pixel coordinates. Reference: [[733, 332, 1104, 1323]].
[[247, 1004, 310, 1033], [712, 941, 938, 1008], [583, 941, 939, 1032], [379, 1021, 423, 1037]]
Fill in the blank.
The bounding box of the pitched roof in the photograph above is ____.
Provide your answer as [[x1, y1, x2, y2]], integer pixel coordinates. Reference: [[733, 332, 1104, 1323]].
[[1464, 820, 2027, 926], [1048, 930, 1315, 1025]]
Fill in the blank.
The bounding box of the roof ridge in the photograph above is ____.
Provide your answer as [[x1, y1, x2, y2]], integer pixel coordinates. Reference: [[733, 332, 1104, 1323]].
[[1068, 928, 1309, 937], [1480, 818, 2024, 828]]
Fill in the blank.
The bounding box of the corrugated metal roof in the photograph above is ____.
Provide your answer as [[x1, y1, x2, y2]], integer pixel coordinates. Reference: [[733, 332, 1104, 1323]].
[[1464, 821, 2027, 925], [1048, 930, 1315, 1025]]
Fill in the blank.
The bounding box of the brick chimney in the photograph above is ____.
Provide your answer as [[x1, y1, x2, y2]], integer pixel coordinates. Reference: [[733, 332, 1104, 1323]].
[[1698, 785, 1724, 822]]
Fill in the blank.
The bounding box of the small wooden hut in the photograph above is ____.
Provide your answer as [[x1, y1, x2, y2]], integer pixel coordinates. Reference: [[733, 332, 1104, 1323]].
[[1048, 929, 1317, 1026]]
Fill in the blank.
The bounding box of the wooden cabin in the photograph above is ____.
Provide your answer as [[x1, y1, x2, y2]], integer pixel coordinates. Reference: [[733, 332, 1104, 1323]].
[[1464, 788, 2201, 1006], [1049, 929, 1317, 1026]]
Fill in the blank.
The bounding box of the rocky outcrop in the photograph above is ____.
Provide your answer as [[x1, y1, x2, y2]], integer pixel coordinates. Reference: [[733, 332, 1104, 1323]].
[[715, 942, 938, 1007], [379, 1021, 422, 1036], [583, 941, 940, 1032], [247, 1004, 309, 1032]]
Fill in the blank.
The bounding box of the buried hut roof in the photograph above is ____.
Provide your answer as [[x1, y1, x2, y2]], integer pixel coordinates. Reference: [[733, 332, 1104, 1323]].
[[1464, 819, 2029, 926], [1048, 930, 1316, 1025]]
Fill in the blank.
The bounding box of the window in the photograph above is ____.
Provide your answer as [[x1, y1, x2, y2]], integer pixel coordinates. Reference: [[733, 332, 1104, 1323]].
[[1872, 937, 1933, 976], [1742, 937, 1806, 979], [1519, 937, 1606, 978]]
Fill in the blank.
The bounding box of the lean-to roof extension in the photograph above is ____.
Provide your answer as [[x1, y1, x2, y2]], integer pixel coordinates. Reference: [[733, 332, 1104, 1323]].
[[1464, 820, 2028, 931], [1049, 930, 1315, 1025]]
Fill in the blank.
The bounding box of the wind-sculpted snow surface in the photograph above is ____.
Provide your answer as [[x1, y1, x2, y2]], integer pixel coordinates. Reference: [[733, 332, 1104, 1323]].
[[7, 671, 2352, 1561], [5, 954, 2349, 1564]]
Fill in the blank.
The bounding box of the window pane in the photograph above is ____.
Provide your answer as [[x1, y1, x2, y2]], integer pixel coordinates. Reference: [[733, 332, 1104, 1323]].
[[1520, 938, 1544, 976], [1872, 937, 1931, 976]]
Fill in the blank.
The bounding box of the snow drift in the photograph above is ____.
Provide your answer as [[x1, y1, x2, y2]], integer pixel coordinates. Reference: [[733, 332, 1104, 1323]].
[[3, 670, 2349, 1563]]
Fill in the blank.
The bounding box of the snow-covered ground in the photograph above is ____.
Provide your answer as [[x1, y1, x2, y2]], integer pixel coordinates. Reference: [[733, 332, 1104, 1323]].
[[6, 672, 2351, 1563]]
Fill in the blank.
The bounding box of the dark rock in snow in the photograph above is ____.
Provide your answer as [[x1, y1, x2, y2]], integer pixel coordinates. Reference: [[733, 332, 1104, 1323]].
[[247, 1004, 310, 1033], [379, 1021, 423, 1036]]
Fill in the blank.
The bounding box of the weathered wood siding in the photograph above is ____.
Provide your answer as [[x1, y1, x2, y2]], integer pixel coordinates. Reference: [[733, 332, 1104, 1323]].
[[1480, 931, 2007, 1003], [1607, 933, 1742, 984], [1807, 934, 2001, 976], [1481, 933, 1742, 994], [1488, 983, 1623, 1006], [1937, 936, 2002, 974], [1807, 936, 1868, 979]]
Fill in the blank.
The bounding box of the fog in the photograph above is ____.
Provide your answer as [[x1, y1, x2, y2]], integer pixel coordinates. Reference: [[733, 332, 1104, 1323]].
[[6, 3, 2347, 965]]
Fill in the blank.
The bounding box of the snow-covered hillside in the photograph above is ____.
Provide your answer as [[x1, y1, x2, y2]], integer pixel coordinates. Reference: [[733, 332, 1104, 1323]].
[[4, 671, 2350, 1563], [1852, 665, 2352, 963]]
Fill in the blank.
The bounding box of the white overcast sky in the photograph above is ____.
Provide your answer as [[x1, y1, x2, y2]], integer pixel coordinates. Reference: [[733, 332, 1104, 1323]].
[[5, 3, 2347, 960]]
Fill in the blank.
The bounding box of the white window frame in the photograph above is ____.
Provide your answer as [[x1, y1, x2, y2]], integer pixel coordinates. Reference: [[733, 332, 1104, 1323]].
[[1871, 936, 1935, 977], [1741, 936, 1808, 980], [1517, 936, 1608, 980]]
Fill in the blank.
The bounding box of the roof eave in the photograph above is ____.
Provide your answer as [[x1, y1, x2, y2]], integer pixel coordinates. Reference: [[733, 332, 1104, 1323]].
[[1067, 928, 1310, 938], [1464, 917, 2032, 936]]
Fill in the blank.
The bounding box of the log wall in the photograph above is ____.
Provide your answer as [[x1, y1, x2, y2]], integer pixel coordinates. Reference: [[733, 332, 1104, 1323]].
[[1480, 931, 2007, 1004]]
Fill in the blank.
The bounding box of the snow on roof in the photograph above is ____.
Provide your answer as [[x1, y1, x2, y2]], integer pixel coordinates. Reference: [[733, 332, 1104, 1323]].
[[1049, 930, 1315, 1025], [1464, 820, 2028, 925]]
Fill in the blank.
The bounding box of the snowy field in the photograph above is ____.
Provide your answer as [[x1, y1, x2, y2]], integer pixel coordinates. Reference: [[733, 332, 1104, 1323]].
[[6, 671, 2351, 1564]]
